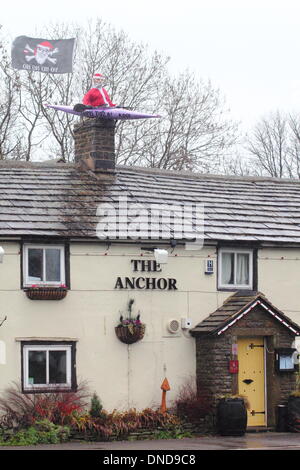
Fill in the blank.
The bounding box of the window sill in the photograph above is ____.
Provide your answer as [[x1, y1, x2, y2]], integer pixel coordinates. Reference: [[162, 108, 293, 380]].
[[24, 287, 68, 300], [218, 285, 253, 291], [23, 386, 72, 394]]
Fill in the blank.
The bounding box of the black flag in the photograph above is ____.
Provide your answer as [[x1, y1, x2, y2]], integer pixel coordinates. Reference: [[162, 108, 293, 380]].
[[11, 36, 75, 74]]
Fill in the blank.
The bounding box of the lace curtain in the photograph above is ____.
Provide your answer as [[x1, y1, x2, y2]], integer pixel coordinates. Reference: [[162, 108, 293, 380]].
[[221, 252, 249, 286]]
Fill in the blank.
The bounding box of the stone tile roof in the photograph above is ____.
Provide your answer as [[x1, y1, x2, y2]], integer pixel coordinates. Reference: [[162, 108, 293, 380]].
[[1, 161, 300, 242], [190, 291, 300, 336]]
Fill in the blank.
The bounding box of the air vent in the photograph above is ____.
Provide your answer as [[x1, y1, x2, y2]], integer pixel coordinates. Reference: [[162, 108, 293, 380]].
[[167, 319, 181, 334]]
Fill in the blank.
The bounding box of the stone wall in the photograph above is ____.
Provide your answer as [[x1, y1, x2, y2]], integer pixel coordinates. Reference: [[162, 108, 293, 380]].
[[196, 335, 233, 407]]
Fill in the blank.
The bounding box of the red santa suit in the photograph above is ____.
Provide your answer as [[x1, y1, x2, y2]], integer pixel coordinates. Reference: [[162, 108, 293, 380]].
[[82, 86, 115, 107]]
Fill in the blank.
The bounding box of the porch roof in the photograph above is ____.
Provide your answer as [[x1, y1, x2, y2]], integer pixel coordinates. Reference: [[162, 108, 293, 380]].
[[190, 291, 300, 336]]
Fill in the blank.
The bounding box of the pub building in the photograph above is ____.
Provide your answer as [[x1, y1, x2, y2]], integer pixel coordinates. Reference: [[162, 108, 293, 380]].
[[0, 117, 299, 431]]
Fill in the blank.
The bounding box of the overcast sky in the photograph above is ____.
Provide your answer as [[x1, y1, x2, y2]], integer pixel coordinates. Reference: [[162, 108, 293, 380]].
[[2, 0, 300, 131]]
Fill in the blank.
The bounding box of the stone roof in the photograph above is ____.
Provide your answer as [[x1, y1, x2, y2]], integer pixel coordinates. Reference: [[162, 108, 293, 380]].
[[1, 161, 300, 243], [190, 291, 300, 336]]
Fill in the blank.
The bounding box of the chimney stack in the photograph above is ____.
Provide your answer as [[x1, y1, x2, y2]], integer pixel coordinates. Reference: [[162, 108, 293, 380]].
[[74, 119, 116, 172]]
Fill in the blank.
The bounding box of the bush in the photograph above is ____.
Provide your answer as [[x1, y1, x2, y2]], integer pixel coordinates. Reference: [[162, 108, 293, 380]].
[[152, 428, 193, 440], [0, 381, 90, 429], [0, 419, 71, 446], [174, 378, 212, 422], [89, 393, 105, 419], [70, 407, 182, 441], [0, 382, 185, 443]]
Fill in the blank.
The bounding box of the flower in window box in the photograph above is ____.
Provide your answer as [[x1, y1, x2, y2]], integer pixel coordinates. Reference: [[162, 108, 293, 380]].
[[24, 284, 68, 300]]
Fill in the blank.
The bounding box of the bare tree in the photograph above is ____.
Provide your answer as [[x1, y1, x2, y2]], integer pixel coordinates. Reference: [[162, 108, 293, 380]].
[[246, 111, 300, 178], [2, 20, 238, 170], [286, 113, 300, 179], [129, 72, 238, 172], [0, 28, 22, 159], [246, 111, 288, 177]]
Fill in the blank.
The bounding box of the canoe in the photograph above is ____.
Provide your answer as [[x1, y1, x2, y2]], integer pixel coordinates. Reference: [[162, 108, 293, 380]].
[[44, 104, 161, 121]]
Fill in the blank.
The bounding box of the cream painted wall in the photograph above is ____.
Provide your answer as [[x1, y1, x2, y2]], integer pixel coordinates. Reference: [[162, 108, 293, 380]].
[[258, 248, 300, 319], [0, 242, 299, 411]]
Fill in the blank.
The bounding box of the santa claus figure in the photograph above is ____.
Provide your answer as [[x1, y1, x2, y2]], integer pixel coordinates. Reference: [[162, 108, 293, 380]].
[[82, 73, 115, 107]]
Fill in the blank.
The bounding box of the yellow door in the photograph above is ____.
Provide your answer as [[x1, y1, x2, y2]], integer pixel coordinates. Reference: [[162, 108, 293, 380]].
[[238, 337, 266, 427]]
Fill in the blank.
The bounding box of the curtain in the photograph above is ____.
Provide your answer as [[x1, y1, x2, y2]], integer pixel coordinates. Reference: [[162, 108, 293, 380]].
[[236, 253, 249, 285], [221, 252, 234, 284]]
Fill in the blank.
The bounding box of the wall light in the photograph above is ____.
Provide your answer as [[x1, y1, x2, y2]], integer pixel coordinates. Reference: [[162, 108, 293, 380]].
[[154, 249, 168, 265], [141, 246, 169, 264]]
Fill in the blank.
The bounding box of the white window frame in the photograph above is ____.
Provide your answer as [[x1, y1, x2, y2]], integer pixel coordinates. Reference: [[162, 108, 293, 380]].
[[218, 248, 253, 290], [23, 244, 65, 287], [23, 344, 72, 391]]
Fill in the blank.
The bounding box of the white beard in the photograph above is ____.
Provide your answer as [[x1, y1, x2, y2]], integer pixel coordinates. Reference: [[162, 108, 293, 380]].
[[35, 51, 49, 65]]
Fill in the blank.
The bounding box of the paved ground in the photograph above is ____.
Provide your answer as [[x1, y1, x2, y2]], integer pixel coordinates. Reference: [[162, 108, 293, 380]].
[[0, 432, 299, 450]]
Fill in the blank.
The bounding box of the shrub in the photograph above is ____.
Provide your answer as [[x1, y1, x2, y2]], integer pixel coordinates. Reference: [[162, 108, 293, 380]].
[[0, 382, 185, 443], [89, 393, 105, 419], [70, 407, 182, 441], [0, 419, 71, 446], [0, 381, 90, 429], [174, 377, 212, 422], [152, 428, 193, 440]]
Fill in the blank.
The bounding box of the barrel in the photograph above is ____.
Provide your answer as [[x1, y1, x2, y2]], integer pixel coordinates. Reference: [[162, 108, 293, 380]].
[[287, 396, 300, 432], [217, 398, 247, 436]]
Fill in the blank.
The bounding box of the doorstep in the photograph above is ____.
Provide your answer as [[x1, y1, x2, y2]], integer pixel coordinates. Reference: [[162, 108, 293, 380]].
[[246, 426, 275, 433]]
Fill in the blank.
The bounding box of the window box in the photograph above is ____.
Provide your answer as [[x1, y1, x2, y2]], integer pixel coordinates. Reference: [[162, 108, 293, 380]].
[[24, 285, 68, 301], [23, 244, 66, 288], [218, 248, 253, 290], [22, 342, 76, 392]]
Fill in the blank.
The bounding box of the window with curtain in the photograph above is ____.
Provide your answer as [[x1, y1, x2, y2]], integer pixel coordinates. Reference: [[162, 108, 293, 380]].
[[23, 244, 65, 286], [219, 249, 253, 289]]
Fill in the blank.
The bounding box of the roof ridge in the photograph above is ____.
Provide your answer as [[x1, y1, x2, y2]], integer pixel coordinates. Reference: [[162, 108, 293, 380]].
[[116, 165, 300, 185]]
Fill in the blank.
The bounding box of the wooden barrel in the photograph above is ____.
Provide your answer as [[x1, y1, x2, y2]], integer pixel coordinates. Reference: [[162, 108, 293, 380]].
[[287, 396, 300, 432]]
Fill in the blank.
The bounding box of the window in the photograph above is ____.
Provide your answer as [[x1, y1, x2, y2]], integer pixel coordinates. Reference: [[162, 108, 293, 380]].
[[23, 244, 65, 287], [218, 248, 253, 289], [22, 343, 75, 391]]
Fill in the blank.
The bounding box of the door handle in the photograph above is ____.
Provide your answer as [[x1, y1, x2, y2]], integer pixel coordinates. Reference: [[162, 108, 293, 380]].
[[243, 379, 253, 385], [249, 343, 264, 349], [251, 410, 265, 416]]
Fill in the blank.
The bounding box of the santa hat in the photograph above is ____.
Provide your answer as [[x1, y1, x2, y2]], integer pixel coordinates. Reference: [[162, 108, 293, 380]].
[[37, 41, 54, 50], [93, 73, 106, 80]]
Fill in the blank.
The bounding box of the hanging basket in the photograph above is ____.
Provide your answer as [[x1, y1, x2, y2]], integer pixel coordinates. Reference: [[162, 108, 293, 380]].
[[115, 324, 146, 344], [24, 287, 68, 301]]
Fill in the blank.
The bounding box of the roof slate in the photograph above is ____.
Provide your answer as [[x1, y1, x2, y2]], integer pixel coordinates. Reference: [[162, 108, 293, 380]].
[[0, 162, 300, 242]]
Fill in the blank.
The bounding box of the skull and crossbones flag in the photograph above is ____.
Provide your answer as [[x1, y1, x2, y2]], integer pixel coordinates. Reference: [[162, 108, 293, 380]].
[[11, 36, 75, 74]]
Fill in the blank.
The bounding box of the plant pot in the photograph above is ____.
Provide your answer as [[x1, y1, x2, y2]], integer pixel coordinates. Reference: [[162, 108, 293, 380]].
[[115, 324, 145, 344], [287, 396, 300, 432], [25, 287, 68, 300], [217, 398, 247, 436]]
